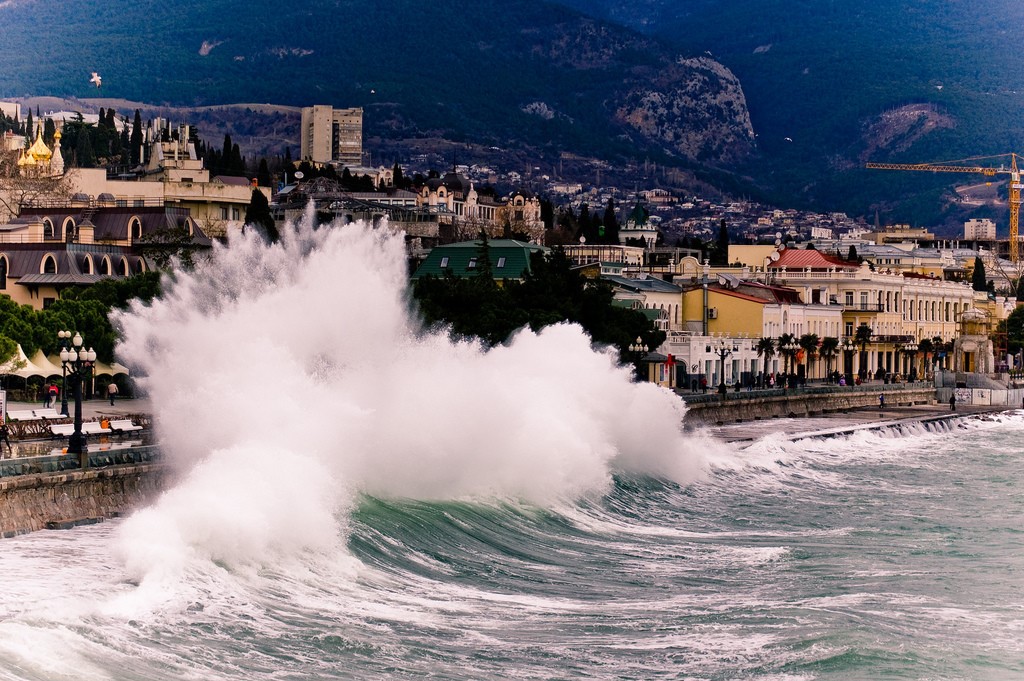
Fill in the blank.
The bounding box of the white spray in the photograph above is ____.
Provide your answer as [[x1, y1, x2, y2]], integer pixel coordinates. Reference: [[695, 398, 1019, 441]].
[[112, 212, 714, 578]]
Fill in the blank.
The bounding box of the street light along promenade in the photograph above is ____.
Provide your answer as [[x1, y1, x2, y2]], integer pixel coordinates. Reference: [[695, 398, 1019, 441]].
[[58, 331, 96, 468]]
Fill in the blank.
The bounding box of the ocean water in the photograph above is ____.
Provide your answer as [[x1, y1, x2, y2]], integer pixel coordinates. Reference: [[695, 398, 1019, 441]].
[[0, 215, 1021, 680]]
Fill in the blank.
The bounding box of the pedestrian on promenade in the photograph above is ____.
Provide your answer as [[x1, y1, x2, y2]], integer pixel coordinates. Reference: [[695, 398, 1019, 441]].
[[0, 423, 11, 456], [107, 381, 118, 406], [950, 393, 957, 411], [879, 393, 885, 411]]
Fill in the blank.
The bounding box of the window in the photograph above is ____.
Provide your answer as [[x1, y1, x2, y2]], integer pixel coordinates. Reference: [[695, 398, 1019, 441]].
[[99, 257, 111, 276], [133, 199, 144, 208], [42, 218, 55, 240], [467, 258, 477, 270], [83, 256, 93, 274], [42, 255, 57, 274], [42, 297, 55, 309], [845, 321, 854, 337], [859, 292, 868, 308], [844, 291, 854, 306], [221, 207, 229, 220], [130, 217, 142, 240], [121, 257, 131, 276], [439, 257, 449, 268], [496, 257, 506, 268]]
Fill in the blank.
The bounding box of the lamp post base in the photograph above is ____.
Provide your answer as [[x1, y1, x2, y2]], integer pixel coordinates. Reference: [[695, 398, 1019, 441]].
[[68, 432, 88, 468]]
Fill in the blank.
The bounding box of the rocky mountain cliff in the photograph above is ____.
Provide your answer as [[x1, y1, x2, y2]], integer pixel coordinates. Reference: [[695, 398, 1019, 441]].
[[0, 0, 755, 169]]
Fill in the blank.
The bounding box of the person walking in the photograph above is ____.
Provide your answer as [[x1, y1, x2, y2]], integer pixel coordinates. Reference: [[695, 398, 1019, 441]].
[[950, 393, 957, 411], [879, 393, 885, 411], [0, 423, 11, 457], [107, 381, 118, 406]]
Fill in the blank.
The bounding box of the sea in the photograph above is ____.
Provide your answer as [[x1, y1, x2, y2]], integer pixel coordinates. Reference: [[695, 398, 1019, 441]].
[[0, 213, 1021, 681]]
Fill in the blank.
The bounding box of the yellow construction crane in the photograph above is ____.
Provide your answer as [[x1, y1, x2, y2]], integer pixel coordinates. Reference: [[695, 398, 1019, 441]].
[[866, 153, 1024, 261]]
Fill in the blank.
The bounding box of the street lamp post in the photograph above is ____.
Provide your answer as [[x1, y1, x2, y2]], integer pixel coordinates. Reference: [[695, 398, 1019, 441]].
[[782, 340, 800, 387], [903, 341, 919, 382], [842, 338, 856, 383], [701, 260, 711, 336], [628, 336, 649, 381], [56, 330, 72, 417], [58, 332, 97, 468], [714, 339, 735, 394]]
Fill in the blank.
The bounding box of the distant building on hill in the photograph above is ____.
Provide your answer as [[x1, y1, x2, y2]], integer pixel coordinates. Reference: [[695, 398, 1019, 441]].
[[964, 218, 996, 241], [300, 105, 363, 167]]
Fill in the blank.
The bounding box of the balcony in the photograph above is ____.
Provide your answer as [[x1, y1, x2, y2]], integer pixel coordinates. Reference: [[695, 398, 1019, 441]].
[[842, 303, 885, 312]]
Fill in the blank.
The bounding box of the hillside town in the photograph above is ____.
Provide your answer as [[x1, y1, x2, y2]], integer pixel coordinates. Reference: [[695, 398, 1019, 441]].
[[1, 100, 1021, 400]]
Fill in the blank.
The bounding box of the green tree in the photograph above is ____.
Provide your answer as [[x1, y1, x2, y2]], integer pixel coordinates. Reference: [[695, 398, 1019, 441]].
[[712, 219, 729, 266], [602, 199, 619, 245], [799, 333, 820, 379], [972, 256, 988, 291], [847, 245, 860, 263], [819, 336, 840, 380], [1006, 306, 1024, 354], [74, 126, 96, 168], [244, 188, 278, 243], [130, 109, 143, 165], [256, 158, 272, 187], [755, 336, 776, 381]]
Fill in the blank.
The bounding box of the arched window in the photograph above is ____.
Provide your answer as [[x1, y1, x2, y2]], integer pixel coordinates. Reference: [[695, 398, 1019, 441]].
[[42, 254, 57, 274], [82, 255, 94, 275], [62, 217, 76, 242], [135, 258, 146, 274], [121, 257, 130, 276], [42, 218, 55, 240], [99, 257, 111, 276], [129, 216, 143, 241], [0, 256, 7, 290]]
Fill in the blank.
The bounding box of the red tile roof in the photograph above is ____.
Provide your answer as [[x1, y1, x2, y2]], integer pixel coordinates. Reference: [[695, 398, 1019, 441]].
[[769, 248, 854, 270]]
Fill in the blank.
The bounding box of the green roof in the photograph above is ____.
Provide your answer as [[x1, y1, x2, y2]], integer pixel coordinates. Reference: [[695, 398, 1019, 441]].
[[411, 239, 549, 280]]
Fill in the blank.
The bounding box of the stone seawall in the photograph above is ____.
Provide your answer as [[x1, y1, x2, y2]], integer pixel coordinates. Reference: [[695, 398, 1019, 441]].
[[0, 462, 168, 537], [681, 385, 937, 426]]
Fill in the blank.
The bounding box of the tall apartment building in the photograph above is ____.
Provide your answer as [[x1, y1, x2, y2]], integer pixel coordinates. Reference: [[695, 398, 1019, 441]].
[[300, 105, 363, 166], [964, 218, 996, 241]]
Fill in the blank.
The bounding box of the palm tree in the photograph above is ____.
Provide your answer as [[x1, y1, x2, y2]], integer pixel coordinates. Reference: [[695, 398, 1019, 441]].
[[917, 337, 934, 379], [755, 337, 776, 383], [799, 333, 820, 381], [819, 336, 840, 381], [854, 323, 873, 379], [778, 332, 797, 377]]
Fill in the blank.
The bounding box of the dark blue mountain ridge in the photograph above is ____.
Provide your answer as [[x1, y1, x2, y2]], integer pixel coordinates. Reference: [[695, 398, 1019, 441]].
[[552, 0, 1024, 231], [0, 0, 755, 169]]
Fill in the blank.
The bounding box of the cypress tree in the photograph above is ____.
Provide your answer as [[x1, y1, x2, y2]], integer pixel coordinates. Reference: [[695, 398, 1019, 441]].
[[75, 127, 96, 168], [972, 256, 988, 291], [256, 158, 272, 187], [130, 109, 143, 165], [25, 110, 33, 142], [43, 118, 55, 145], [245, 188, 278, 242], [602, 198, 619, 244]]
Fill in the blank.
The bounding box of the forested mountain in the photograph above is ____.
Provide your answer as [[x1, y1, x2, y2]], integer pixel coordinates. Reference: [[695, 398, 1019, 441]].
[[552, 0, 1024, 232], [4, 0, 1020, 231], [0, 0, 754, 168]]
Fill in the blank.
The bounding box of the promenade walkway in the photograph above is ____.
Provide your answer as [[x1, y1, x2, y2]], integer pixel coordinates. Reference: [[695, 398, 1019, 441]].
[[705, 402, 1012, 443], [1, 396, 154, 460]]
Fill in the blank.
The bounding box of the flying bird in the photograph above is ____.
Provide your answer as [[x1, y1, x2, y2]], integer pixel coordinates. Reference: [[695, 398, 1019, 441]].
[[89, 72, 102, 88]]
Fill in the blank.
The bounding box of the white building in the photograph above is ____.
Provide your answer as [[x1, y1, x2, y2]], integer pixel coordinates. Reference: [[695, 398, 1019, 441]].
[[964, 218, 996, 241]]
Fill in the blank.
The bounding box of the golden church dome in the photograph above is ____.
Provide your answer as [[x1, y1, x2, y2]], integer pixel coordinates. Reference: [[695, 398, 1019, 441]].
[[27, 128, 52, 161]]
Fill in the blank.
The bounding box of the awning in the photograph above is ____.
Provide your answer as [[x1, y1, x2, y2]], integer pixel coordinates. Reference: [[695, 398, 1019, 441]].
[[93, 361, 129, 376], [32, 350, 66, 378], [0, 345, 49, 378]]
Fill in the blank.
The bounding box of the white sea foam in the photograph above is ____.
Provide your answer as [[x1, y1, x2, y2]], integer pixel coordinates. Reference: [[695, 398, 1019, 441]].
[[111, 211, 716, 576]]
